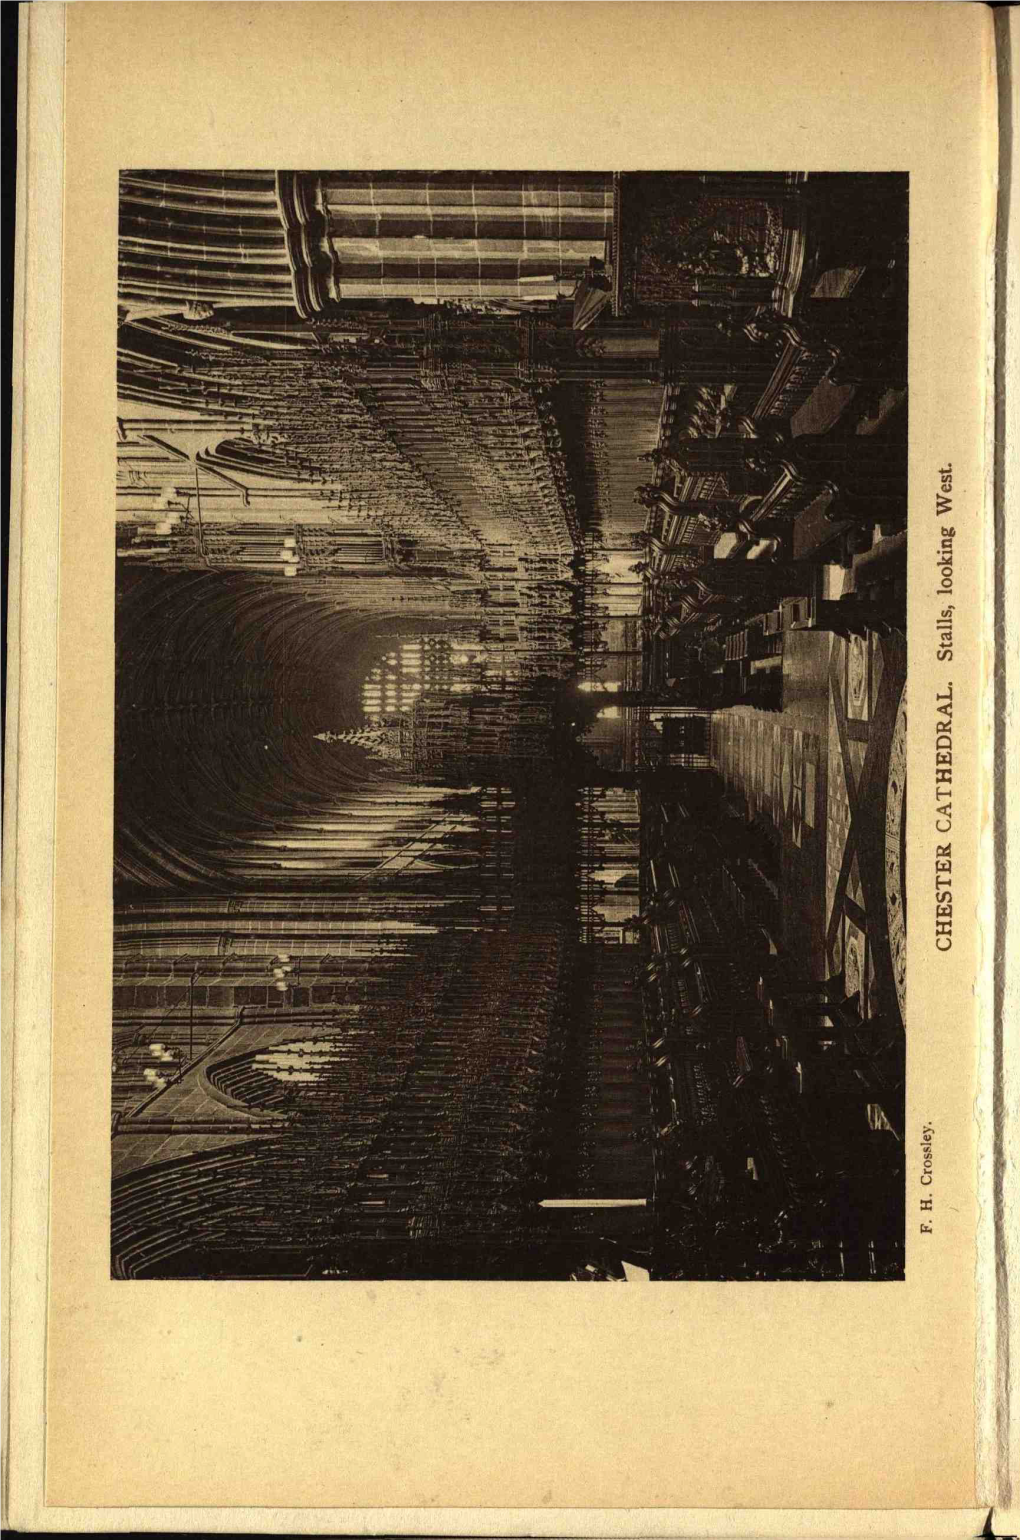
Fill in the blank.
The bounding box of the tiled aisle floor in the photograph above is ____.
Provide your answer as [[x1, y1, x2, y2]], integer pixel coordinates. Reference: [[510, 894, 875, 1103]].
[[710, 628, 906, 1028], [825, 630, 907, 1030], [709, 631, 831, 974]]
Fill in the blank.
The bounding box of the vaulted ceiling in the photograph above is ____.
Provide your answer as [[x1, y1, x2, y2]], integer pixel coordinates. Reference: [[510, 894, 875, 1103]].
[[115, 567, 445, 889]]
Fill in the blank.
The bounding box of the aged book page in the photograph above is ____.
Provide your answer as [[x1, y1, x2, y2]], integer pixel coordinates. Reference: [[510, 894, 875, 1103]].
[[5, 1, 1003, 1532]]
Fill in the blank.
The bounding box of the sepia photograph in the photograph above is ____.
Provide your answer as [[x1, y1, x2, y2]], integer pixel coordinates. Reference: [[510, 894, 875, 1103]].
[[110, 168, 909, 1283]]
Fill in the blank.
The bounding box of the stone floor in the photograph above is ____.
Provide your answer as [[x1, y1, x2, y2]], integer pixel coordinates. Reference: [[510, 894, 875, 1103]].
[[710, 624, 906, 1030], [825, 628, 907, 1031]]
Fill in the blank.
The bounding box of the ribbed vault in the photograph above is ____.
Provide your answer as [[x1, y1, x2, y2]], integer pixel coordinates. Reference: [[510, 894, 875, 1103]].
[[115, 567, 445, 889]]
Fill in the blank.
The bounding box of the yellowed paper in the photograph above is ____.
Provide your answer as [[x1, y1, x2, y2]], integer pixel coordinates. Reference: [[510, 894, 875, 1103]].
[[6, 1, 1001, 1530]]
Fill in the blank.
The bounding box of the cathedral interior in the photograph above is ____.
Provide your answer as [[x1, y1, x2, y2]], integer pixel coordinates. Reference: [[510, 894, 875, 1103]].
[[112, 170, 908, 1280]]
